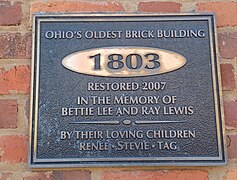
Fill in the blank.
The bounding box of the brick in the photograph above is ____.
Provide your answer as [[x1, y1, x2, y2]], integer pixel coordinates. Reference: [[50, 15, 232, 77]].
[[223, 169, 237, 180], [31, 1, 124, 15], [0, 100, 18, 128], [224, 100, 237, 128], [0, 136, 28, 164], [0, 65, 30, 94], [138, 2, 181, 13], [196, 2, 237, 27], [23, 172, 53, 180], [227, 135, 237, 159], [25, 98, 30, 124], [0, 33, 31, 59], [53, 171, 91, 180], [218, 32, 237, 59], [220, 64, 235, 91], [0, 173, 12, 180], [0, 1, 22, 26], [102, 170, 208, 180]]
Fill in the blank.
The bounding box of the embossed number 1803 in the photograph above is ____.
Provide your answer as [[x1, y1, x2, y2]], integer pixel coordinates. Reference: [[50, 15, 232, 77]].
[[89, 53, 160, 70]]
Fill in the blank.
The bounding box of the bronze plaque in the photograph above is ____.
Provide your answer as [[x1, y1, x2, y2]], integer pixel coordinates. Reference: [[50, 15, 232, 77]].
[[29, 14, 226, 168]]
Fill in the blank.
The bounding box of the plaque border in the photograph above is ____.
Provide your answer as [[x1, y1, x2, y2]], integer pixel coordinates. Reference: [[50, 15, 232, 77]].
[[29, 13, 227, 168]]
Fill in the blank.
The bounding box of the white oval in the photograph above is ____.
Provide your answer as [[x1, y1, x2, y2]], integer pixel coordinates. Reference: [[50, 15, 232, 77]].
[[62, 47, 187, 77]]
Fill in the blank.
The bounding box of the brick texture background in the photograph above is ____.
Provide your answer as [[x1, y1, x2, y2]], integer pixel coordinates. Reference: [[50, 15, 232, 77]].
[[0, 0, 236, 179]]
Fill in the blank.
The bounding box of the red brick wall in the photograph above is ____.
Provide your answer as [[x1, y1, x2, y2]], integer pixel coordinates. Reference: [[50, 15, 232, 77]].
[[0, 0, 236, 179]]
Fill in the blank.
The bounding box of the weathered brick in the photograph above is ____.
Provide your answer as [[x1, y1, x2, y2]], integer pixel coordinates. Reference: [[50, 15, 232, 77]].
[[196, 2, 237, 27], [23, 172, 54, 180], [224, 100, 237, 128], [0, 100, 18, 128], [0, 33, 31, 59], [0, 173, 12, 180], [31, 1, 124, 15], [227, 135, 237, 159], [218, 32, 237, 59], [223, 169, 237, 180], [0, 65, 30, 94], [0, 1, 22, 26], [220, 64, 235, 91], [102, 170, 208, 180], [54, 171, 91, 180], [138, 2, 181, 12], [0, 136, 28, 164]]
